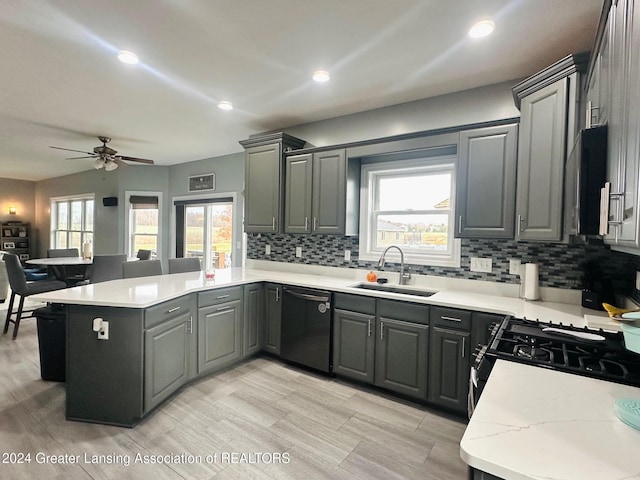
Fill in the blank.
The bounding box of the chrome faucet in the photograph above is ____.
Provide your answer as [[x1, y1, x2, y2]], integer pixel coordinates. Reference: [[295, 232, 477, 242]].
[[377, 245, 411, 285]]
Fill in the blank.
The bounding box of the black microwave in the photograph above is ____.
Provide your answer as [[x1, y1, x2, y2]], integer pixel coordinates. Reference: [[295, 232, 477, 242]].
[[564, 125, 607, 236]]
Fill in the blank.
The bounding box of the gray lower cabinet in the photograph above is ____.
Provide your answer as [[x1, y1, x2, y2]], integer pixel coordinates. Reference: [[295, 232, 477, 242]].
[[198, 287, 243, 375], [374, 299, 429, 400], [456, 123, 518, 238], [263, 283, 282, 355], [428, 326, 470, 412], [243, 283, 264, 357], [144, 310, 191, 412]]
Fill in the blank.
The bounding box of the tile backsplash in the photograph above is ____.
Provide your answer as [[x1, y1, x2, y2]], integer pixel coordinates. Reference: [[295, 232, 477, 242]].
[[247, 234, 635, 292]]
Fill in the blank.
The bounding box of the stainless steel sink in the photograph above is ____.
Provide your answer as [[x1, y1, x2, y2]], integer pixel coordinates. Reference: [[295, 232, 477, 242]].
[[350, 282, 436, 297]]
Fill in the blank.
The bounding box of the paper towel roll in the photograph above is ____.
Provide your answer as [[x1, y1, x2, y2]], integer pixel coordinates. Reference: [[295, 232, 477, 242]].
[[524, 263, 540, 300]]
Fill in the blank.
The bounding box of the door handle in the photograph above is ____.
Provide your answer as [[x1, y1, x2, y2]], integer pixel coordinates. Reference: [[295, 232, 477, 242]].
[[367, 319, 372, 337], [167, 306, 181, 313], [275, 287, 280, 302], [313, 217, 318, 231], [458, 215, 462, 234], [380, 321, 384, 341], [304, 217, 309, 231], [461, 337, 466, 358], [441, 316, 462, 322], [187, 316, 193, 334]]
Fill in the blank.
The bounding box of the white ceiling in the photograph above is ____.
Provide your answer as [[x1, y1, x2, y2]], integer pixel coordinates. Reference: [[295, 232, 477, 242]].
[[0, 0, 603, 181]]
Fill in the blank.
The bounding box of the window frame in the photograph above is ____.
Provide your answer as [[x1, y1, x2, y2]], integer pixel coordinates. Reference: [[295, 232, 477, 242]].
[[125, 190, 163, 259], [358, 156, 461, 268], [50, 194, 95, 250]]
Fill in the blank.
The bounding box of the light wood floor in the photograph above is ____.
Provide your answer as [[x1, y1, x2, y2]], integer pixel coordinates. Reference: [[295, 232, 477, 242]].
[[0, 316, 469, 479]]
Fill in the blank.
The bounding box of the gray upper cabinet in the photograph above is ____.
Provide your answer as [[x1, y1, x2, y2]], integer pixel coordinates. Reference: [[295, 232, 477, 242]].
[[240, 133, 306, 233], [456, 124, 518, 238], [285, 149, 353, 234], [513, 54, 586, 242]]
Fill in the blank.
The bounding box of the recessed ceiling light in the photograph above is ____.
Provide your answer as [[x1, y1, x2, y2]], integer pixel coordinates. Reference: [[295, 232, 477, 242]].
[[217, 101, 233, 111], [312, 70, 330, 83], [468, 20, 495, 38], [117, 50, 139, 64]]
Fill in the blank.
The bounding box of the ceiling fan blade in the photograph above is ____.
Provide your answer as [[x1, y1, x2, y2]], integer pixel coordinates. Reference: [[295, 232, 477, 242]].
[[50, 146, 95, 155], [118, 155, 155, 165], [113, 158, 128, 168], [66, 156, 96, 160]]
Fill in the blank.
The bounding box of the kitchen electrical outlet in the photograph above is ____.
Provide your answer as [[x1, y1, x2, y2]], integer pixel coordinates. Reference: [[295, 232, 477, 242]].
[[265, 244, 271, 255], [509, 258, 521, 275], [295, 246, 302, 258], [98, 321, 109, 340], [344, 250, 351, 261], [470, 257, 492, 273]]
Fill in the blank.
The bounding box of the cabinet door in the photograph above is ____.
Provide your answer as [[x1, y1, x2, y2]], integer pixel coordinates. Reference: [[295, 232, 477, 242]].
[[198, 299, 243, 375], [263, 283, 282, 355], [284, 154, 313, 233], [457, 124, 518, 238], [428, 327, 470, 413], [244, 143, 282, 233], [374, 318, 428, 400], [332, 308, 375, 383], [243, 284, 264, 357], [312, 149, 347, 234], [144, 312, 190, 412], [516, 79, 568, 241]]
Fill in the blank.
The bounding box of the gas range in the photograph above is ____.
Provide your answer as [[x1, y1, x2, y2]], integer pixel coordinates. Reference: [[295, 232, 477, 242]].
[[483, 317, 640, 387]]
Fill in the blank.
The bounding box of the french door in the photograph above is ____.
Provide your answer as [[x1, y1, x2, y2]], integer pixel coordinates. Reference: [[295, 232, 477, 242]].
[[180, 201, 233, 270]]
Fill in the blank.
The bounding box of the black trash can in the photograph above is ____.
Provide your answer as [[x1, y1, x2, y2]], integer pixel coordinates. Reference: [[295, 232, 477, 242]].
[[34, 304, 66, 382]]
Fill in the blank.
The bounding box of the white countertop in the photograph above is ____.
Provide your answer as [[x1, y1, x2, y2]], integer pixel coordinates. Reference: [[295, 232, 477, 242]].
[[30, 266, 609, 327], [461, 360, 640, 480]]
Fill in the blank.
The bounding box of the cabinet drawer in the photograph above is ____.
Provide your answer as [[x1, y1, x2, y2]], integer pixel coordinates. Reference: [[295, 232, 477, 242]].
[[198, 286, 243, 308], [432, 306, 472, 331], [145, 295, 192, 329], [378, 299, 428, 325], [334, 293, 376, 315]]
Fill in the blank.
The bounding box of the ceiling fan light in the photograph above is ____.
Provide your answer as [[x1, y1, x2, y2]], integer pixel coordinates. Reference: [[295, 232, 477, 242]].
[[117, 50, 139, 65], [104, 160, 118, 171], [93, 158, 104, 169], [217, 101, 233, 111]]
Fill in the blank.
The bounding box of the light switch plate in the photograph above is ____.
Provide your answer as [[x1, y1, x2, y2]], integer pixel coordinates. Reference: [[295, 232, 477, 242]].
[[344, 250, 351, 261], [470, 257, 492, 273], [295, 246, 302, 258], [509, 258, 521, 275], [265, 244, 271, 255]]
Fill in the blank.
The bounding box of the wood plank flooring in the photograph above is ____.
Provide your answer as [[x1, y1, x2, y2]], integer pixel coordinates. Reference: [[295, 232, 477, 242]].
[[0, 316, 469, 479]]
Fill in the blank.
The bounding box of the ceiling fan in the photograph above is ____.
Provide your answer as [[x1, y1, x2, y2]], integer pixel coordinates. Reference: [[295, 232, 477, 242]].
[[49, 136, 155, 171]]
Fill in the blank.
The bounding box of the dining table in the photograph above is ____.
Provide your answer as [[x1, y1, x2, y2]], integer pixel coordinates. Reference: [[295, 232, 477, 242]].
[[26, 256, 92, 286]]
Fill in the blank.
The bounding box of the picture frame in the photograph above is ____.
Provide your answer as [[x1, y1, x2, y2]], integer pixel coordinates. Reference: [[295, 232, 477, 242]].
[[19, 253, 29, 260], [3, 229, 12, 237], [188, 173, 215, 192], [3, 242, 15, 249]]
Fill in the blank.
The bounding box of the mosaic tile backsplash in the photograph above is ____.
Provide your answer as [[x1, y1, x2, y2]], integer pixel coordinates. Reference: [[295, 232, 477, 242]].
[[247, 234, 636, 292]]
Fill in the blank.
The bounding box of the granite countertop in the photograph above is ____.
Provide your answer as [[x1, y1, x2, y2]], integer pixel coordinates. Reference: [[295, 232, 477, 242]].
[[461, 360, 640, 480], [31, 266, 609, 328]]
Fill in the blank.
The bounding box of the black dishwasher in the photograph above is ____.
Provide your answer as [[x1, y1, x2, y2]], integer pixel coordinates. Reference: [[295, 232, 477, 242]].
[[281, 286, 332, 373]]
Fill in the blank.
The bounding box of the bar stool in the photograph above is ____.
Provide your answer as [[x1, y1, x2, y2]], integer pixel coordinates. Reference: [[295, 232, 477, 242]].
[[3, 253, 67, 339]]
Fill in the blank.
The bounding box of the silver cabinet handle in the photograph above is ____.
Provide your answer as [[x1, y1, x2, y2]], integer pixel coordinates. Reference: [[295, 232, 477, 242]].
[[380, 321, 384, 340], [367, 319, 372, 337], [458, 215, 462, 234], [272, 217, 276, 230], [275, 287, 280, 302], [441, 316, 462, 322], [216, 306, 232, 312], [313, 217, 318, 231], [187, 316, 193, 334], [462, 337, 466, 358], [167, 306, 181, 313], [216, 294, 230, 299], [517, 214, 525, 233], [304, 217, 309, 231]]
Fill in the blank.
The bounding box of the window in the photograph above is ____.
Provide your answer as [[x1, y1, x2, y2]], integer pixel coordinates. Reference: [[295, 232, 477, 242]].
[[50, 195, 94, 249], [127, 192, 162, 258], [174, 196, 234, 270], [359, 156, 460, 267]]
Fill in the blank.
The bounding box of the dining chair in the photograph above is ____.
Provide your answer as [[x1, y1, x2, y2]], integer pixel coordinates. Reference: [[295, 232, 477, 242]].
[[47, 248, 80, 258], [136, 249, 152, 260], [168, 257, 201, 274], [122, 259, 163, 279], [3, 253, 67, 339], [89, 254, 127, 283]]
